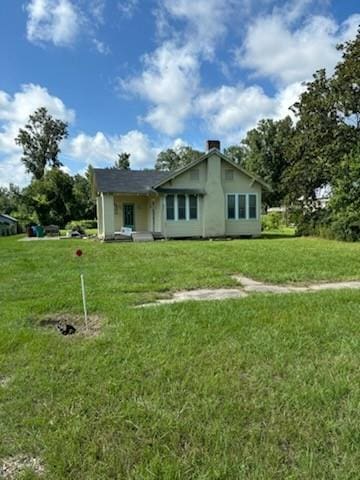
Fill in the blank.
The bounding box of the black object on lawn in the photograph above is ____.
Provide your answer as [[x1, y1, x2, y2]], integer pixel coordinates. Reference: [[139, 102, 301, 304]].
[[56, 323, 76, 335]]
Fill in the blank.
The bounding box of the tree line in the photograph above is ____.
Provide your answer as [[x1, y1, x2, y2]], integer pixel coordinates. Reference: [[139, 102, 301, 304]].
[[1, 27, 359, 237]]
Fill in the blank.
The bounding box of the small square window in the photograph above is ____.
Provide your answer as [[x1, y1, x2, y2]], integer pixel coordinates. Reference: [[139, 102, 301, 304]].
[[190, 169, 199, 181], [225, 169, 234, 181]]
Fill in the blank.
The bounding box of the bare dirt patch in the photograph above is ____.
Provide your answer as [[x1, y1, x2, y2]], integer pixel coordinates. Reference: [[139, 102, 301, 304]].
[[138, 288, 248, 307], [38, 313, 103, 337], [136, 275, 360, 307], [0, 455, 44, 479]]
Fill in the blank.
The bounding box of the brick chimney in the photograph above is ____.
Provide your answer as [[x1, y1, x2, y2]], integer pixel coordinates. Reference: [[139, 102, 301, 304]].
[[206, 140, 220, 151]]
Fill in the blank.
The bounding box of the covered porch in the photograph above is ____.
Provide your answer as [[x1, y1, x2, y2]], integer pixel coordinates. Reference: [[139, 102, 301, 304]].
[[96, 192, 162, 240]]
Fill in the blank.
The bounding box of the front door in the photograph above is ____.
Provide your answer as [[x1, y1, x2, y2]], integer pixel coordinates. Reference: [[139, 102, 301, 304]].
[[123, 204, 135, 229]]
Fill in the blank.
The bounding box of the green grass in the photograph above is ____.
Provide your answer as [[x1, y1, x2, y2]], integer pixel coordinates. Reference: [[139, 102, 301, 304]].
[[2, 235, 360, 479]]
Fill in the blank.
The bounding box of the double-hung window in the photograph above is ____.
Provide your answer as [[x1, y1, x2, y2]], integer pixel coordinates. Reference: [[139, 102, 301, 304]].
[[166, 194, 198, 221], [227, 193, 257, 220], [227, 194, 236, 219], [238, 194, 246, 219], [166, 195, 175, 220], [189, 195, 198, 220], [177, 195, 186, 220], [249, 194, 257, 219]]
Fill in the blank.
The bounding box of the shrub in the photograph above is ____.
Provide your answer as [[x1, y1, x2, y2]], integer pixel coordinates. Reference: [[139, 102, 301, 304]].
[[325, 147, 360, 241], [261, 212, 283, 231], [294, 207, 329, 237], [65, 219, 97, 231]]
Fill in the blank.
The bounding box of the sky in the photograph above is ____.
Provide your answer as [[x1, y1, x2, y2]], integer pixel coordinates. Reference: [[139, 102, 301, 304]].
[[0, 0, 359, 187]]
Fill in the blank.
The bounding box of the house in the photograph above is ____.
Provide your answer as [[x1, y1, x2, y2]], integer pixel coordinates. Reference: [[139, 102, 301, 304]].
[[0, 213, 18, 236], [93, 140, 271, 241]]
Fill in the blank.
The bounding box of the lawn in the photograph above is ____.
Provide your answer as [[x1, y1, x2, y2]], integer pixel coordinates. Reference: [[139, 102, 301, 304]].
[[1, 235, 360, 479]]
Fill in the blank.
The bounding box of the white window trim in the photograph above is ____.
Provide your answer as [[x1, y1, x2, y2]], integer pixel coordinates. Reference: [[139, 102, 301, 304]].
[[165, 194, 199, 221], [226, 193, 258, 220]]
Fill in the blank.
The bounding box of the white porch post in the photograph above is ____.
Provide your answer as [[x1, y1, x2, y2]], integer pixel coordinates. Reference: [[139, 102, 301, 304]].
[[101, 193, 115, 240], [96, 195, 103, 237]]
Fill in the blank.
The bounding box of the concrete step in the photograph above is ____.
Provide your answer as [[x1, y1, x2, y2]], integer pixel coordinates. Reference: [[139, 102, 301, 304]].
[[132, 232, 154, 242], [152, 231, 165, 240]]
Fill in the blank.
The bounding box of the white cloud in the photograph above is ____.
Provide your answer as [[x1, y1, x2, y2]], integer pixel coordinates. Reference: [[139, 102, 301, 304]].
[[196, 84, 274, 140], [68, 130, 160, 169], [195, 81, 306, 142], [171, 138, 188, 150], [238, 13, 360, 85], [118, 0, 138, 19], [121, 0, 250, 136], [122, 42, 200, 135], [160, 0, 235, 59], [0, 84, 75, 187], [274, 82, 306, 119], [0, 155, 31, 188], [92, 38, 110, 55], [88, 0, 106, 25], [26, 0, 80, 46], [0, 84, 75, 125]]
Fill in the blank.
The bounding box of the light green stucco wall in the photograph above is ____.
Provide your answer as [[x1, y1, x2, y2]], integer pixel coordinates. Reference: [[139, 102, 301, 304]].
[[221, 160, 262, 237], [203, 153, 225, 236], [158, 153, 262, 238], [162, 196, 203, 238]]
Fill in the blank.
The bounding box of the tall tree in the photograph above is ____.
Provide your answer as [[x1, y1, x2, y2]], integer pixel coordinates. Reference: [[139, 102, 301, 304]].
[[0, 184, 22, 215], [223, 145, 245, 165], [286, 69, 342, 204], [115, 152, 131, 170], [15, 107, 68, 180], [286, 27, 360, 206], [155, 146, 203, 171], [333, 28, 360, 131], [326, 146, 360, 241], [22, 169, 75, 226], [240, 116, 294, 207], [72, 173, 96, 220]]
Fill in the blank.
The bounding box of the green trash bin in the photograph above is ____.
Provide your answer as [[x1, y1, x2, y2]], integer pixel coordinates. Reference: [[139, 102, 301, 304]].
[[35, 225, 45, 238]]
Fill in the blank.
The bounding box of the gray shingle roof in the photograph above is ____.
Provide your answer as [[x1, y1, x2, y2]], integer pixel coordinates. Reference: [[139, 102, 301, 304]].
[[0, 213, 17, 223], [93, 169, 170, 194]]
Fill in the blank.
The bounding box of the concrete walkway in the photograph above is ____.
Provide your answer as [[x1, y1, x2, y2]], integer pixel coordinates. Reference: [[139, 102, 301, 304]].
[[233, 275, 360, 293], [137, 275, 360, 307]]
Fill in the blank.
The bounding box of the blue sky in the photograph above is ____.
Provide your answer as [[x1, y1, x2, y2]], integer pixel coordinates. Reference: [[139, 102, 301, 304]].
[[0, 0, 359, 186]]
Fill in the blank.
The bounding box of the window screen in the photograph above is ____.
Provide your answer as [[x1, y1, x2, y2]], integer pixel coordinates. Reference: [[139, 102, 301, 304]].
[[225, 169, 234, 181], [249, 194, 257, 219], [190, 169, 199, 181], [189, 195, 197, 219], [166, 195, 175, 220], [227, 194, 236, 219], [178, 194, 186, 220], [238, 194, 246, 219]]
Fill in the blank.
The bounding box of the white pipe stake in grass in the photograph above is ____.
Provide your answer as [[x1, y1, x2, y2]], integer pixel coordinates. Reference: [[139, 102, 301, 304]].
[[80, 273, 88, 331]]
